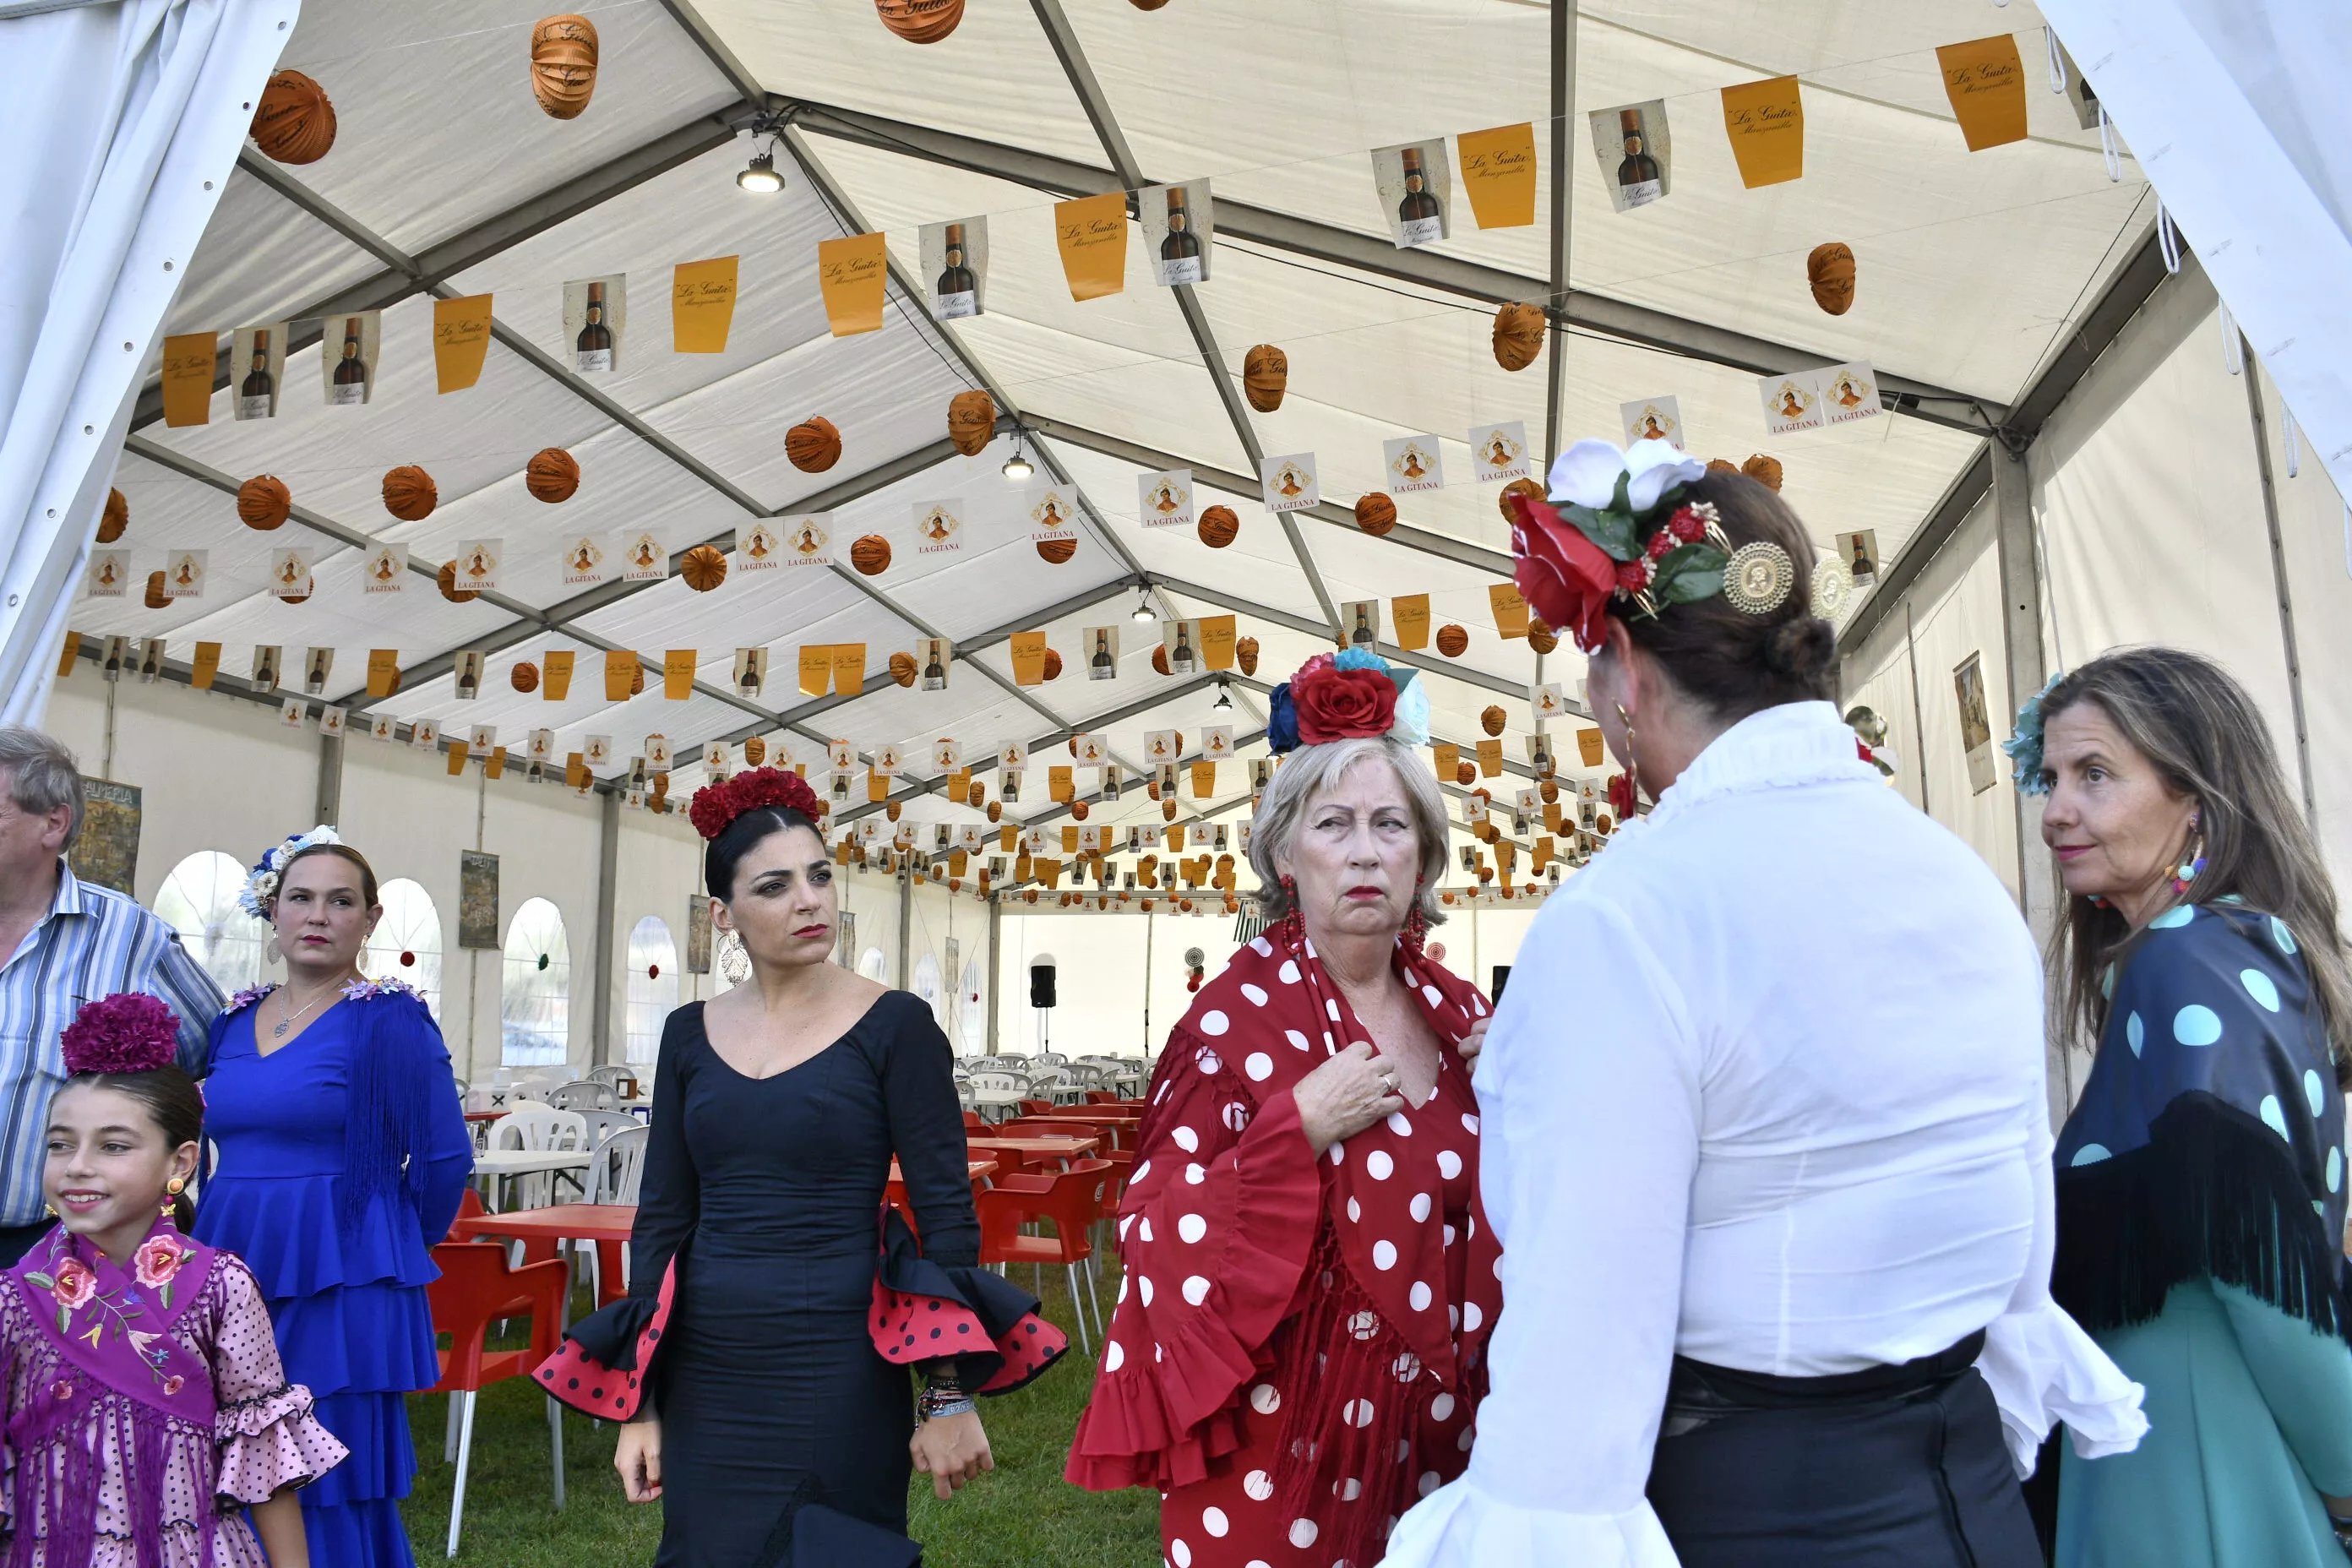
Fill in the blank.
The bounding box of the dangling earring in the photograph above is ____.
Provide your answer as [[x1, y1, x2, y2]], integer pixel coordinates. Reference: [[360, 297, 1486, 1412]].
[[1612, 705, 1642, 816], [1402, 880, 1429, 956], [2172, 815, 2208, 899], [162, 1176, 185, 1219], [1277, 875, 1305, 950], [264, 934, 283, 966], [717, 928, 752, 986]]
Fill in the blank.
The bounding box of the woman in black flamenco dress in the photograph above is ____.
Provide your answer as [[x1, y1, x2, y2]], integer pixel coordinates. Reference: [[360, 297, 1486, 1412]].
[[547, 770, 1063, 1565]]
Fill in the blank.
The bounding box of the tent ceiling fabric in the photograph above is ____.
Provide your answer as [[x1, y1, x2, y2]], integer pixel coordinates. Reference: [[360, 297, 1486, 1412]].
[[86, 0, 2153, 830]]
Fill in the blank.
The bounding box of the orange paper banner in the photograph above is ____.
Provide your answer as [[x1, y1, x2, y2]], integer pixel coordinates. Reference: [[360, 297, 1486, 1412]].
[[366, 649, 400, 698], [485, 747, 508, 781], [603, 650, 638, 701], [189, 641, 221, 690], [1722, 77, 1804, 188], [432, 295, 493, 393], [798, 645, 830, 698], [1010, 630, 1048, 686], [1456, 122, 1538, 228], [160, 334, 216, 427], [1054, 193, 1129, 302], [1937, 35, 2028, 151], [566, 754, 589, 788], [1061, 827, 1081, 853], [663, 650, 696, 700], [1166, 825, 1186, 852], [1577, 727, 1605, 767], [817, 234, 889, 337], [1392, 594, 1430, 651], [868, 770, 890, 803], [1191, 760, 1217, 798], [1477, 738, 1504, 777], [1488, 582, 1531, 640], [1198, 614, 1236, 672], [829, 643, 866, 694], [447, 744, 470, 776], [1433, 741, 1459, 779], [542, 651, 574, 700], [672, 256, 740, 353], [1048, 766, 1075, 803], [54, 632, 80, 678]]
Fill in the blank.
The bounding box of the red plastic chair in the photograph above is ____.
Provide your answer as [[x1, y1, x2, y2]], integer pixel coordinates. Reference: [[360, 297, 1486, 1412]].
[[977, 1159, 1112, 1352], [1016, 1097, 1058, 1117], [444, 1187, 487, 1241], [427, 1241, 569, 1558], [962, 1111, 988, 1134]]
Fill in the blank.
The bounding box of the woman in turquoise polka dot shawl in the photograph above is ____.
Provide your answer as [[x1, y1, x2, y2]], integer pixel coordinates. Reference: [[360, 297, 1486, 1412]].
[[2020, 648, 2352, 1567]]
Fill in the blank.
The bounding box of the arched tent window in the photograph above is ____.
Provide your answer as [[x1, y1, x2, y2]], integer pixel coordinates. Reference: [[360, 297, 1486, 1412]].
[[362, 878, 444, 1019], [856, 947, 888, 983], [626, 916, 678, 1065], [501, 897, 570, 1066], [151, 851, 269, 995], [912, 952, 944, 1022], [958, 957, 985, 1054]]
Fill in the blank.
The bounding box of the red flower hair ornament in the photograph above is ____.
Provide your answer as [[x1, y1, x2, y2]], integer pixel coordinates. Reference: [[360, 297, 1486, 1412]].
[[61, 994, 182, 1076], [688, 765, 827, 841]]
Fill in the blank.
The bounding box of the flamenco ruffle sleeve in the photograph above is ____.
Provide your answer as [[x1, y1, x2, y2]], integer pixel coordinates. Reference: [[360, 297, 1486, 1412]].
[[1064, 1029, 1325, 1492]]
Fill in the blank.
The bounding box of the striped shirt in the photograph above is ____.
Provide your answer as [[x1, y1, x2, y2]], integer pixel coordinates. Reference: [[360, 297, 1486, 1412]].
[[0, 862, 223, 1226]]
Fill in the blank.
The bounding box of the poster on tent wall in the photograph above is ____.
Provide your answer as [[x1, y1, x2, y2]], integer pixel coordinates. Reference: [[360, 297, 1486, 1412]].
[[72, 782, 139, 896], [913, 502, 964, 557], [1591, 101, 1672, 212], [736, 521, 782, 572], [562, 274, 626, 373], [1621, 395, 1684, 449], [362, 544, 404, 593], [1821, 362, 1880, 425], [318, 310, 382, 406], [230, 324, 288, 420], [1027, 486, 1080, 547], [163, 550, 206, 599], [1470, 422, 1532, 483], [780, 514, 831, 568], [1141, 180, 1213, 286], [86, 551, 128, 596], [622, 531, 667, 580], [562, 534, 607, 585], [454, 539, 502, 593], [920, 215, 990, 318], [458, 852, 500, 950], [1953, 651, 1998, 796], [685, 896, 711, 975], [1369, 139, 1454, 248], [1260, 453, 1320, 513], [1384, 435, 1446, 494], [268, 548, 313, 600], [1138, 470, 1193, 529]]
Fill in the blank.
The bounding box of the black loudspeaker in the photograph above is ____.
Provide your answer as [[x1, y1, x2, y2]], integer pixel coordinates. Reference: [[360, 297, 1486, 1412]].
[[1490, 966, 1511, 1004], [1029, 963, 1058, 1009]]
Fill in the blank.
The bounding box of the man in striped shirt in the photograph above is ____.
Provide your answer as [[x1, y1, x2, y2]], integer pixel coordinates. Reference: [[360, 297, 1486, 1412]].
[[0, 728, 221, 1262]]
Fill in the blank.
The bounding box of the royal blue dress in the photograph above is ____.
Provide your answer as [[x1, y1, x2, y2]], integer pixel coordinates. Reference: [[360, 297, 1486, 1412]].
[[194, 979, 474, 1568]]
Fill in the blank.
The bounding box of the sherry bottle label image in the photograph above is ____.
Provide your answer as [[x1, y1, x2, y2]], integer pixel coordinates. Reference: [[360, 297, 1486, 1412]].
[[1158, 188, 1204, 286], [935, 223, 978, 319], [1396, 147, 1444, 248], [576, 280, 614, 373], [329, 318, 368, 406], [1615, 108, 1663, 209], [238, 328, 275, 420]]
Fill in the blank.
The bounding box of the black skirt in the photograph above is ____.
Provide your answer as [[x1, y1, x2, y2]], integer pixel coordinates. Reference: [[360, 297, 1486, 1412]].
[[1646, 1333, 2043, 1567]]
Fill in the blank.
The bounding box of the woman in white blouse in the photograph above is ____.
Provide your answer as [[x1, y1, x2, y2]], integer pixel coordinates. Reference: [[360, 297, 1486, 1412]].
[[1384, 439, 2142, 1567]]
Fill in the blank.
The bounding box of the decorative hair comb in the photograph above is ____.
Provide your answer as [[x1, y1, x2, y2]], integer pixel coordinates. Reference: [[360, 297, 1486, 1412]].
[[238, 825, 341, 919], [62, 994, 181, 1076], [688, 766, 826, 841]]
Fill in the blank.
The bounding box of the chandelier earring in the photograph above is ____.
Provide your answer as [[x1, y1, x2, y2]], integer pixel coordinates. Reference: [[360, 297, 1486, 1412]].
[[1611, 704, 1644, 817], [1277, 874, 1305, 950], [264, 930, 283, 966], [2172, 814, 2208, 898], [717, 927, 753, 986], [1402, 879, 1429, 956]]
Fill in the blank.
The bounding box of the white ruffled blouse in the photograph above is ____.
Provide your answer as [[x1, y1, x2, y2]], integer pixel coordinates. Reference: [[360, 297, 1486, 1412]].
[[1383, 700, 2143, 1567]]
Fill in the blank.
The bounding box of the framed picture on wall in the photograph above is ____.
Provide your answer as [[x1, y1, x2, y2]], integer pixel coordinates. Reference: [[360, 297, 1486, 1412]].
[[72, 781, 140, 896], [458, 851, 500, 949], [685, 897, 711, 975], [1953, 651, 1997, 796]]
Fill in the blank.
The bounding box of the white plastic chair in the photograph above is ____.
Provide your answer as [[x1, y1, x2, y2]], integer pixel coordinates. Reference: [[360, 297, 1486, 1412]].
[[487, 1103, 587, 1207], [583, 1124, 651, 1301], [548, 1081, 618, 1113]]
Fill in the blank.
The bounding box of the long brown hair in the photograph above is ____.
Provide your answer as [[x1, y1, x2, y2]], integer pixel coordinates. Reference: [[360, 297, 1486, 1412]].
[[2039, 648, 2352, 1082]]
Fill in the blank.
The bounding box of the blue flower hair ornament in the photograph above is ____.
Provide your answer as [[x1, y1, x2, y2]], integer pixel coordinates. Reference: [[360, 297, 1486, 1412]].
[[2001, 672, 2065, 796], [239, 825, 342, 918]]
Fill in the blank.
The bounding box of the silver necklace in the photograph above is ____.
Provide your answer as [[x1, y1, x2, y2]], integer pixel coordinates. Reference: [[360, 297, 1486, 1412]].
[[272, 981, 341, 1039]]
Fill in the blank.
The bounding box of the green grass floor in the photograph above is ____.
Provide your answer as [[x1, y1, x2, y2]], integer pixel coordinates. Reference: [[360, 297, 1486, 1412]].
[[400, 1250, 1161, 1566]]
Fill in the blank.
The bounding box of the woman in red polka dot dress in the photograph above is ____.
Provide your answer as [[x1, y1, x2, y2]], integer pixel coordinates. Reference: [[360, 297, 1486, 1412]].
[[1067, 652, 1502, 1568]]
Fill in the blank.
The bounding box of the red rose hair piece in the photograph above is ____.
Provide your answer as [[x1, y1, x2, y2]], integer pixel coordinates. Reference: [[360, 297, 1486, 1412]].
[[688, 765, 826, 842], [1289, 655, 1400, 746], [61, 994, 181, 1076]]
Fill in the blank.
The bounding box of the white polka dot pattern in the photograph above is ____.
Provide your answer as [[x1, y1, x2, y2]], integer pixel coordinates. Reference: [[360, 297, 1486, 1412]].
[[1183, 1275, 1211, 1305], [1249, 1383, 1281, 1413], [1239, 983, 1268, 1006], [1171, 1125, 1200, 1152], [1364, 1151, 1394, 1180], [1386, 1111, 1413, 1136], [1244, 1052, 1273, 1081], [1278, 960, 1301, 983], [1171, 1537, 1192, 1567], [1243, 1469, 1274, 1500], [1178, 1213, 1207, 1244], [1408, 1281, 1432, 1310], [1199, 1010, 1231, 1037], [1435, 1149, 1462, 1179], [1408, 1193, 1432, 1222], [1289, 1519, 1320, 1548], [1104, 1339, 1125, 1370], [1372, 1239, 1398, 1270], [1201, 1505, 1229, 1537]]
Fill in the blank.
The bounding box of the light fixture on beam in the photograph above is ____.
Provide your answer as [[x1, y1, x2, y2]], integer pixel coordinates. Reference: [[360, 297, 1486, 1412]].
[[1000, 431, 1033, 482], [1211, 678, 1233, 714], [1129, 585, 1156, 623], [737, 150, 784, 194]]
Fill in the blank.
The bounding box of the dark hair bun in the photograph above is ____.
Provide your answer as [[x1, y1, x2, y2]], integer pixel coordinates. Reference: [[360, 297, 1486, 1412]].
[[1762, 615, 1836, 681]]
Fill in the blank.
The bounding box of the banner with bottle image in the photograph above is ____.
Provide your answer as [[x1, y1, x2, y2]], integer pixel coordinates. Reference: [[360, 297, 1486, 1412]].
[[1341, 599, 1382, 650], [1590, 101, 1672, 212], [1369, 139, 1453, 249], [563, 275, 625, 373], [231, 324, 287, 420], [921, 216, 990, 319], [1159, 620, 1203, 678], [319, 311, 382, 406], [1081, 626, 1119, 681], [914, 637, 951, 692], [1141, 180, 1213, 286]]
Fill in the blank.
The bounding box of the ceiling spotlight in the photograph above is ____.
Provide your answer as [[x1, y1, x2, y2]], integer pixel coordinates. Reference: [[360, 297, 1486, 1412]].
[[1211, 680, 1233, 714], [1129, 585, 1156, 623], [1000, 449, 1033, 482], [737, 150, 784, 194]]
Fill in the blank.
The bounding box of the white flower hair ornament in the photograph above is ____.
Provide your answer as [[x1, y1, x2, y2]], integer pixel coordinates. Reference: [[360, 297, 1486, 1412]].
[[239, 825, 342, 918]]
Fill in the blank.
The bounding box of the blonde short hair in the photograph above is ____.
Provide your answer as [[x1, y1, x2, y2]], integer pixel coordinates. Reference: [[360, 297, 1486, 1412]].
[[1248, 736, 1448, 928]]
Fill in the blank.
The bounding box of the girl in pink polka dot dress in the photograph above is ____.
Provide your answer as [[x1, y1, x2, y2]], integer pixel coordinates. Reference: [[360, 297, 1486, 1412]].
[[1068, 654, 1503, 1568], [0, 994, 346, 1567]]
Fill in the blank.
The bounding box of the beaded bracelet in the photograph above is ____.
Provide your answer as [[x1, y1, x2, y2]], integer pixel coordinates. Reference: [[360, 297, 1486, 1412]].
[[918, 1387, 977, 1422]]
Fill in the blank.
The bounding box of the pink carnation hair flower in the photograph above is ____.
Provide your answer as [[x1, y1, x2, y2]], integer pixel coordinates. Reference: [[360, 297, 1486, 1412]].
[[60, 994, 181, 1077], [689, 766, 825, 841]]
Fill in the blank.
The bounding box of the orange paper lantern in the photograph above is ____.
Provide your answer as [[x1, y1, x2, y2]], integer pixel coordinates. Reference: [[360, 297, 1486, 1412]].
[[850, 536, 891, 575], [526, 448, 580, 503], [1527, 620, 1558, 655], [875, 0, 962, 44], [1492, 302, 1547, 372], [1236, 637, 1259, 677], [1354, 493, 1397, 536], [438, 562, 479, 604], [1071, 800, 1090, 822], [250, 71, 336, 165], [511, 662, 540, 694], [948, 390, 995, 456], [98, 488, 128, 544], [1197, 506, 1239, 548], [680, 544, 727, 592], [1807, 242, 1856, 316], [381, 466, 437, 522], [1036, 536, 1075, 565], [1152, 645, 1171, 677], [1435, 624, 1469, 658], [1481, 705, 1507, 737], [787, 417, 841, 473], [1500, 478, 1544, 523], [1741, 454, 1784, 492], [1243, 344, 1288, 412], [1043, 649, 1064, 681], [237, 475, 291, 531], [144, 570, 169, 610], [889, 652, 918, 687], [529, 14, 599, 120], [743, 738, 766, 765]]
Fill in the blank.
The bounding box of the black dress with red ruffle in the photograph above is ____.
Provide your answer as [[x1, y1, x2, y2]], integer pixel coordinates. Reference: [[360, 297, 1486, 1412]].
[[557, 996, 1059, 1567]]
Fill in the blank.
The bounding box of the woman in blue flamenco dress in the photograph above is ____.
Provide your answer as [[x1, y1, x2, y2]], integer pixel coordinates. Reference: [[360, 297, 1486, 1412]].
[[2014, 650, 2352, 1566], [193, 830, 473, 1566]]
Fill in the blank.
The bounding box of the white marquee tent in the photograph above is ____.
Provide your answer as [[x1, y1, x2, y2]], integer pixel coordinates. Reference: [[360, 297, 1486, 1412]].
[[3, 0, 2346, 1089]]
